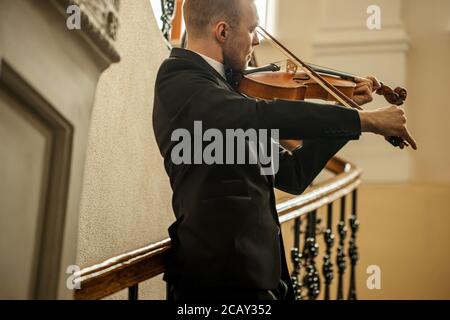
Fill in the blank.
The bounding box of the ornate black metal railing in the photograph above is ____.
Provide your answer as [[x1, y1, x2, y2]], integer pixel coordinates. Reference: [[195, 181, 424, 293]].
[[72, 157, 362, 300], [348, 190, 359, 300], [277, 157, 361, 300], [160, 0, 175, 41], [322, 203, 335, 300], [283, 191, 360, 300]]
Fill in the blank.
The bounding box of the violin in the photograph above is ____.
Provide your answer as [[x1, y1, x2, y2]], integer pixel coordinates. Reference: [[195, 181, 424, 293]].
[[234, 26, 408, 149], [238, 67, 356, 102], [238, 63, 407, 106]]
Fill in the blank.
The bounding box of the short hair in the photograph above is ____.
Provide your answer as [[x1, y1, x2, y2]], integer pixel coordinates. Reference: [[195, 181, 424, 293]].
[[183, 0, 247, 38]]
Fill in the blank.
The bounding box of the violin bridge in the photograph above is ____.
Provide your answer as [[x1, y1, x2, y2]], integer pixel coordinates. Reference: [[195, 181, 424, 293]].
[[286, 59, 298, 74]]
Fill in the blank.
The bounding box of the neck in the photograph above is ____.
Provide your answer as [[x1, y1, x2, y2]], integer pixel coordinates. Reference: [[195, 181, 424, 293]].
[[186, 39, 224, 64]]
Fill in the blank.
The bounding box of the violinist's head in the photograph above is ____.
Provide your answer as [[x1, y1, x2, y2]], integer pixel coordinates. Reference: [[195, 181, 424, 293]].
[[183, 0, 260, 71]]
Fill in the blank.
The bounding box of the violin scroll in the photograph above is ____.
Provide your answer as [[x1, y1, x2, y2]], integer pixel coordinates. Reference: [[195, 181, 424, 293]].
[[376, 84, 407, 106]]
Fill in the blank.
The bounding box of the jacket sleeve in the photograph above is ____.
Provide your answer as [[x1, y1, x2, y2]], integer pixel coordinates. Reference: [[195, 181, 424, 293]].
[[274, 139, 349, 195], [155, 64, 362, 140]]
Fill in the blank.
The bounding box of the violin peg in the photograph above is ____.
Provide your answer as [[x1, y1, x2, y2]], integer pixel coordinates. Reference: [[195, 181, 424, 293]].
[[376, 85, 404, 106], [394, 87, 407, 101]]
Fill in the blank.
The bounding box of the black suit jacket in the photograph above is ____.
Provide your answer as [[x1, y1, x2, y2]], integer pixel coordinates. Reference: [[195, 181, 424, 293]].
[[153, 48, 361, 300]]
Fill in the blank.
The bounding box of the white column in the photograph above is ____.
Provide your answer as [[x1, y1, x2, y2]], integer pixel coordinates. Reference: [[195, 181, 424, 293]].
[[313, 0, 411, 182]]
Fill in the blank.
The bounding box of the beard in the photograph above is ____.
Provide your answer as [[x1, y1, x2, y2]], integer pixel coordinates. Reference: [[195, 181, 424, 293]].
[[223, 45, 249, 72]]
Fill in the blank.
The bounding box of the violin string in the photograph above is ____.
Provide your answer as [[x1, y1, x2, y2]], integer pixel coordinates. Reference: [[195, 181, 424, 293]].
[[270, 60, 358, 80], [268, 59, 343, 76], [306, 63, 362, 81]]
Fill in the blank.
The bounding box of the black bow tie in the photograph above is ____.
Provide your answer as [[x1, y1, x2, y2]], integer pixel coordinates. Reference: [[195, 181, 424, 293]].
[[225, 68, 237, 88]]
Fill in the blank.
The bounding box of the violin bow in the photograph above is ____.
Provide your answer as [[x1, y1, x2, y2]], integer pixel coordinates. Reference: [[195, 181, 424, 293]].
[[256, 26, 405, 148]]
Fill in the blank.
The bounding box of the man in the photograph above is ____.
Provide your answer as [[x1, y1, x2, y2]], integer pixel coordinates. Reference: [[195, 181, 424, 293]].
[[152, 0, 416, 301]]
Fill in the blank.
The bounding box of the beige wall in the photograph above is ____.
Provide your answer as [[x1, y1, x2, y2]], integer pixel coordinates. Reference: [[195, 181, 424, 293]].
[[357, 183, 450, 299], [404, 0, 450, 183], [76, 0, 173, 299]]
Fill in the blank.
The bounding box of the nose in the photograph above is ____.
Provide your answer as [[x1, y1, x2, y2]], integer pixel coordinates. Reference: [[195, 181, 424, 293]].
[[252, 31, 260, 46]]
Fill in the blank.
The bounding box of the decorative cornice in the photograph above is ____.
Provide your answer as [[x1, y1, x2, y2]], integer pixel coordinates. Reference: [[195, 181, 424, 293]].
[[314, 0, 410, 56], [313, 26, 410, 55], [52, 0, 121, 63]]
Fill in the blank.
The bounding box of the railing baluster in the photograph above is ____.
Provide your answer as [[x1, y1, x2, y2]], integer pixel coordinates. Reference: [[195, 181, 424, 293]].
[[128, 284, 139, 300], [303, 211, 320, 300], [336, 197, 347, 300], [347, 189, 360, 300], [291, 217, 303, 300], [160, 0, 175, 41], [322, 203, 335, 300]]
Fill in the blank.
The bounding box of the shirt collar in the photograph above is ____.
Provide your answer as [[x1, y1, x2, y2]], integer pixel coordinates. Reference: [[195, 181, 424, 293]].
[[194, 51, 226, 80]]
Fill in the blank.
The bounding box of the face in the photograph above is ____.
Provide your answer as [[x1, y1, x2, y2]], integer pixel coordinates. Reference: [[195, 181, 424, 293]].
[[222, 0, 260, 71]]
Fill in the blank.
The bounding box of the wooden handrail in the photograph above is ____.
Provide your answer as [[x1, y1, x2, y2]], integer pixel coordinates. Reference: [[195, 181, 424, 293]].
[[73, 156, 361, 300], [278, 157, 362, 223], [74, 238, 171, 300]]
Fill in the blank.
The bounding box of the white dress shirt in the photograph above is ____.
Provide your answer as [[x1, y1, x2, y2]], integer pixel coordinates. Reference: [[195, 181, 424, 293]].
[[195, 51, 227, 80]]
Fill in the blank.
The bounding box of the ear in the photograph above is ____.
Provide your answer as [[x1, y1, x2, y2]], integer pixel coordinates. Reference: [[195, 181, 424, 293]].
[[215, 21, 229, 44]]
